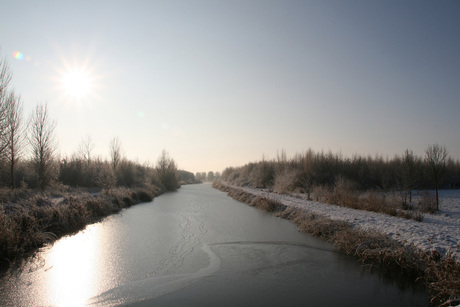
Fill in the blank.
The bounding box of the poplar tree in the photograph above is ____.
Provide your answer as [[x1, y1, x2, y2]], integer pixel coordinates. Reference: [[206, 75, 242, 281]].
[[28, 103, 57, 190], [6, 91, 25, 189], [425, 144, 448, 211]]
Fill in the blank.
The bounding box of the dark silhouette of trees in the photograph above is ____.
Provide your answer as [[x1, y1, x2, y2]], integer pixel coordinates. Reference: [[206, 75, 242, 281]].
[[401, 149, 419, 203], [5, 91, 25, 189], [0, 52, 26, 189], [178, 170, 197, 184], [0, 51, 12, 157], [222, 146, 459, 211], [425, 144, 448, 210]]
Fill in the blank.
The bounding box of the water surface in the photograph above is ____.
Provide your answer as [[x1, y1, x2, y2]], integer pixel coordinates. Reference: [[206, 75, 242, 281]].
[[0, 184, 428, 306]]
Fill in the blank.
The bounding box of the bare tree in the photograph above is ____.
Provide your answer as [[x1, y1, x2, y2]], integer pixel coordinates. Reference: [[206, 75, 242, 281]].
[[275, 149, 288, 176], [299, 149, 315, 200], [0, 49, 11, 94], [5, 91, 25, 189], [425, 144, 448, 211], [401, 149, 418, 203], [28, 103, 57, 190], [109, 137, 122, 171], [0, 50, 13, 156], [78, 135, 95, 164]]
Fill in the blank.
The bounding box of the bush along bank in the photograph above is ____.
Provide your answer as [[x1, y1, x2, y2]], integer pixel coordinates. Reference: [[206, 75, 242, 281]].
[[0, 185, 162, 269], [212, 181, 460, 307]]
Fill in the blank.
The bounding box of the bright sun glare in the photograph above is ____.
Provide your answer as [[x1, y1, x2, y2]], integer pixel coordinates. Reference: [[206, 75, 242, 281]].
[[61, 70, 92, 99]]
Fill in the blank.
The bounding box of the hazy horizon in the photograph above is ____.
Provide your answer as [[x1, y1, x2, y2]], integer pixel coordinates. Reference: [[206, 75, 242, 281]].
[[1, 1, 459, 173]]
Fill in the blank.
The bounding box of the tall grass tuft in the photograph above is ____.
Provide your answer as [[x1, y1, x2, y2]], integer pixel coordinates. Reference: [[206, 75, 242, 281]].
[[214, 182, 459, 306], [249, 196, 286, 212], [330, 176, 360, 208], [425, 251, 460, 305], [0, 185, 160, 268], [418, 191, 438, 213]]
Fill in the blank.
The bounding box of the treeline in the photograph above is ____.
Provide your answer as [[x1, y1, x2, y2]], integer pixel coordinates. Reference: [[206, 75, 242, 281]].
[[59, 148, 182, 192], [222, 146, 459, 209], [0, 49, 186, 193], [195, 171, 221, 183], [0, 132, 183, 193]]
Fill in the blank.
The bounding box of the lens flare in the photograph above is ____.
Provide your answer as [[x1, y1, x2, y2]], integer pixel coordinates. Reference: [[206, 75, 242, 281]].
[[13, 51, 24, 60]]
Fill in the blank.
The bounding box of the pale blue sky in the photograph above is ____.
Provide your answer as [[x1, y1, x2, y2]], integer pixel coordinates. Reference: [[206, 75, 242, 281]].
[[1, 1, 459, 173]]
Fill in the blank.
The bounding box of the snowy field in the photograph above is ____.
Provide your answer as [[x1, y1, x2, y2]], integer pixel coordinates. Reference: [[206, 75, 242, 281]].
[[228, 185, 460, 261]]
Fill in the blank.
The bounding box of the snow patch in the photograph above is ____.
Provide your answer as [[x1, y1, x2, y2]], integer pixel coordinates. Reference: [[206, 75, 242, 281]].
[[231, 186, 460, 261]]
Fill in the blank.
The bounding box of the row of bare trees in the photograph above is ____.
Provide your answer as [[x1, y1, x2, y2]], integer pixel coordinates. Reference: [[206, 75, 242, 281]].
[[58, 143, 180, 192], [222, 145, 457, 211], [0, 50, 181, 192], [1, 51, 58, 190]]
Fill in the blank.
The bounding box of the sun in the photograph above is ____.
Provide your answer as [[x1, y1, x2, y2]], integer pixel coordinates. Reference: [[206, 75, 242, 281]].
[[52, 52, 103, 107], [61, 69, 92, 99]]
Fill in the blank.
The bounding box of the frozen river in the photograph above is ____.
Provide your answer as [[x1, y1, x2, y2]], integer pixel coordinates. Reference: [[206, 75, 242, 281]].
[[0, 184, 428, 306]]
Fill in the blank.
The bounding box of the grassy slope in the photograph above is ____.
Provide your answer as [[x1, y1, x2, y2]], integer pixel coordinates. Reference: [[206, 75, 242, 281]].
[[0, 185, 161, 269], [213, 181, 460, 307]]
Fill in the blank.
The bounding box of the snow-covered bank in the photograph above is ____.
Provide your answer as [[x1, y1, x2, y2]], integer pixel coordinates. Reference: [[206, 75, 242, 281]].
[[225, 184, 460, 262]]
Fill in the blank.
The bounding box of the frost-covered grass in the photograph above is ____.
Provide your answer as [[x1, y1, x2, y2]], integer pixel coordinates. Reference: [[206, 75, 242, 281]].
[[213, 181, 460, 306], [0, 186, 161, 268], [309, 180, 423, 221]]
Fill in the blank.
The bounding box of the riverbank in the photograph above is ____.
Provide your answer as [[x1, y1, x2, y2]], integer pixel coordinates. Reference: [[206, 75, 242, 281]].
[[213, 181, 460, 306], [0, 185, 162, 269]]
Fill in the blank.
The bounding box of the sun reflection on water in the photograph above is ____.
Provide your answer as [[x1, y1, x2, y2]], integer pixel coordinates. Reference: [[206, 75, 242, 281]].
[[45, 225, 100, 306]]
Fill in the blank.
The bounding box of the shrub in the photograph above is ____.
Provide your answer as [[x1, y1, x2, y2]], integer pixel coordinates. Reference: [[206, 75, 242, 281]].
[[134, 189, 154, 202], [361, 191, 386, 211], [86, 199, 111, 217], [95, 163, 116, 191], [273, 168, 299, 194], [418, 191, 438, 213], [155, 150, 179, 191], [330, 176, 360, 208], [312, 185, 331, 202], [249, 196, 286, 212], [251, 160, 275, 188], [298, 213, 350, 240], [227, 189, 255, 204], [0, 188, 34, 204]]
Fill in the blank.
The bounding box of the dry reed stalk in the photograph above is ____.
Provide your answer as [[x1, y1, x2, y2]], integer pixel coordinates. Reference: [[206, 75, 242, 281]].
[[0, 185, 160, 268], [214, 182, 459, 306]]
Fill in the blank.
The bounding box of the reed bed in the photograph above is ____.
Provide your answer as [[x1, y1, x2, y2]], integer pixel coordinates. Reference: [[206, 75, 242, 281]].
[[312, 179, 423, 221], [213, 181, 460, 306], [0, 185, 161, 268]]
